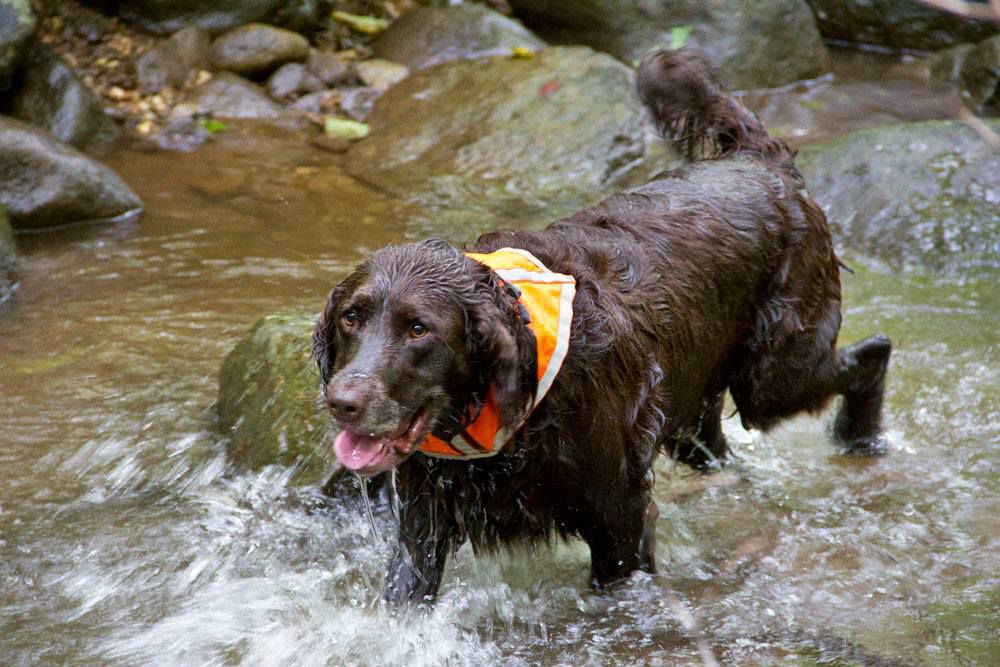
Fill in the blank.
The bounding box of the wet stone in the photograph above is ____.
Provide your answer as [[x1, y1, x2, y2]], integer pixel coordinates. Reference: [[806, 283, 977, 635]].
[[137, 25, 211, 94], [266, 62, 324, 101], [805, 0, 999, 52], [346, 46, 655, 237], [0, 0, 36, 90], [305, 48, 353, 86], [960, 34, 1000, 116], [353, 58, 408, 91], [110, 0, 281, 36], [218, 311, 334, 483], [177, 71, 283, 119], [797, 119, 1000, 273], [508, 0, 828, 89], [209, 22, 309, 77], [0, 204, 16, 304], [290, 89, 338, 114], [0, 116, 142, 230], [336, 86, 381, 121], [373, 4, 546, 71], [10, 41, 120, 151]]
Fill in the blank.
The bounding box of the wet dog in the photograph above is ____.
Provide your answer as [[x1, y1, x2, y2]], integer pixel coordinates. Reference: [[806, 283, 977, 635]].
[[312, 48, 891, 605]]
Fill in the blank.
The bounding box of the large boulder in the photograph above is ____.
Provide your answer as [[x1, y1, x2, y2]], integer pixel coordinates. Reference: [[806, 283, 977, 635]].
[[797, 120, 1000, 273], [218, 311, 334, 483], [805, 0, 999, 52], [507, 0, 829, 89], [0, 0, 36, 90], [8, 41, 120, 152], [209, 23, 309, 77], [346, 46, 658, 238], [373, 4, 546, 71], [89, 0, 282, 36], [0, 116, 142, 230], [0, 205, 16, 303]]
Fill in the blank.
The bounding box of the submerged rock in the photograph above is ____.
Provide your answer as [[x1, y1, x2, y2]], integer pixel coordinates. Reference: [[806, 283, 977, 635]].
[[209, 23, 309, 77], [0, 116, 142, 230], [798, 120, 1000, 273], [218, 311, 333, 482], [0, 0, 36, 90], [0, 205, 16, 303], [805, 0, 999, 52], [507, 0, 828, 89], [347, 46, 655, 237], [373, 4, 545, 71], [9, 41, 120, 152]]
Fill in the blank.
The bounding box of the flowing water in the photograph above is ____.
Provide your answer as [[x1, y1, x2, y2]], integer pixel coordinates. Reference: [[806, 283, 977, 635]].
[[1, 52, 998, 665]]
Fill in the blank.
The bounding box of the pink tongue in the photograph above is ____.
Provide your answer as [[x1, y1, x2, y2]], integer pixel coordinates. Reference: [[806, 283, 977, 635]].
[[333, 430, 388, 471]]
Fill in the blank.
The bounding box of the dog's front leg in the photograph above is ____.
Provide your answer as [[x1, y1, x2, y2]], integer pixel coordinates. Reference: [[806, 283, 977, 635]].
[[384, 495, 451, 606]]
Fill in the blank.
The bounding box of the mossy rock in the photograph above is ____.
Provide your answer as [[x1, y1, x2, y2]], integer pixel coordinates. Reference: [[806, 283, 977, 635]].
[[217, 311, 334, 484], [798, 120, 1000, 273], [347, 46, 656, 239]]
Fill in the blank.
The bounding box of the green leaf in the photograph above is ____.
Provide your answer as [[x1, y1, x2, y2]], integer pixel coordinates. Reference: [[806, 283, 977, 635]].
[[197, 118, 229, 134], [670, 25, 693, 50], [323, 117, 370, 140], [331, 11, 390, 35]]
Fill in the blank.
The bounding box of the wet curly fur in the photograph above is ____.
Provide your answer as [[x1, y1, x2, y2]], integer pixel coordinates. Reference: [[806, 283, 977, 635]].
[[313, 48, 892, 604]]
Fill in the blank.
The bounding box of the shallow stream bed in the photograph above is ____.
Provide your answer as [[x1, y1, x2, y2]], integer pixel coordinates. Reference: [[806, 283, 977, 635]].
[[1, 53, 997, 665]]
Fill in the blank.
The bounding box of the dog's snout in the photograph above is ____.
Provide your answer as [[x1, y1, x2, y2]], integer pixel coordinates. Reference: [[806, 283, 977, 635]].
[[327, 386, 369, 423]]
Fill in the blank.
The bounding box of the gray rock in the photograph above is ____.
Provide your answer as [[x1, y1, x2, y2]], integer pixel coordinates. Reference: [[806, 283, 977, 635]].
[[266, 61, 324, 100], [10, 41, 120, 152], [508, 0, 828, 89], [177, 71, 284, 119], [346, 46, 655, 238], [0, 115, 142, 230], [805, 0, 998, 52], [218, 311, 334, 483], [305, 48, 352, 86], [290, 88, 338, 114], [209, 22, 309, 77], [353, 58, 408, 91], [336, 86, 381, 121], [0, 204, 16, 304], [0, 0, 36, 90], [137, 25, 211, 94], [373, 4, 545, 71], [797, 120, 1000, 273], [960, 34, 1000, 116], [107, 0, 281, 36]]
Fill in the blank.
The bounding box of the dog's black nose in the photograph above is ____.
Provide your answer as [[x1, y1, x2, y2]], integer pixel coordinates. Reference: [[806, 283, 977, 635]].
[[327, 386, 369, 423]]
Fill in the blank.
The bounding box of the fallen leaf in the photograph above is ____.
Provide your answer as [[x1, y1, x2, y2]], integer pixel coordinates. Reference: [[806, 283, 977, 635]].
[[197, 118, 230, 134], [332, 11, 390, 35], [323, 117, 370, 140], [670, 25, 693, 50], [510, 46, 534, 60]]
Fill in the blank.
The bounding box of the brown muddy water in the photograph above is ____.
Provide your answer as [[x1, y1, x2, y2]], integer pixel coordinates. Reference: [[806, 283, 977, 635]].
[[1, 52, 998, 665]]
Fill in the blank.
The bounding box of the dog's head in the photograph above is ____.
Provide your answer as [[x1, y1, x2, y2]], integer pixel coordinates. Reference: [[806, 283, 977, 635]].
[[313, 239, 537, 475]]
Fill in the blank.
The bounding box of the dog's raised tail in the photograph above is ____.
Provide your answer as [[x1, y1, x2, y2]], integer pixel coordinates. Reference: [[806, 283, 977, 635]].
[[637, 48, 794, 166]]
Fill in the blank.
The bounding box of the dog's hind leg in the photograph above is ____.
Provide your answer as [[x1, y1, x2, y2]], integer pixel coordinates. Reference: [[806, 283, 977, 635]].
[[673, 391, 728, 470], [730, 331, 892, 455], [577, 485, 654, 588]]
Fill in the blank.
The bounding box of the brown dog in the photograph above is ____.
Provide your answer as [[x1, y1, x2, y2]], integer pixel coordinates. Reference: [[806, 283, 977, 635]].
[[312, 49, 891, 605]]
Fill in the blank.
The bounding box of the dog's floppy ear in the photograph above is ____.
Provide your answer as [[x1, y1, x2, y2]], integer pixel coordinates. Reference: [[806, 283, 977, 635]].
[[462, 261, 538, 429], [313, 280, 351, 384]]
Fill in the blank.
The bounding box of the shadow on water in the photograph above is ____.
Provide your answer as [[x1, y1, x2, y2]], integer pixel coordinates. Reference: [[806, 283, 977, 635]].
[[0, 54, 997, 665]]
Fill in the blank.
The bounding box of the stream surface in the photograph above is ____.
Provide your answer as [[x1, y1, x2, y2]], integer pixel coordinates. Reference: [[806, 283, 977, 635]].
[[1, 51, 998, 665]]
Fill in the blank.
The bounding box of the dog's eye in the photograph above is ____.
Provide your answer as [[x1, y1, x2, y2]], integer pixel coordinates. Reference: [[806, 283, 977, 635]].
[[342, 308, 358, 327], [409, 321, 428, 339]]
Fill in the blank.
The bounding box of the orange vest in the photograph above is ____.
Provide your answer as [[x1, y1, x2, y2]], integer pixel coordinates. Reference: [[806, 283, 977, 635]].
[[419, 248, 576, 459]]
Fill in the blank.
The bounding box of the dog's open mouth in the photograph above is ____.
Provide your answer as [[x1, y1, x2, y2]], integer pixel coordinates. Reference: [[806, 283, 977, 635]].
[[332, 409, 430, 475]]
